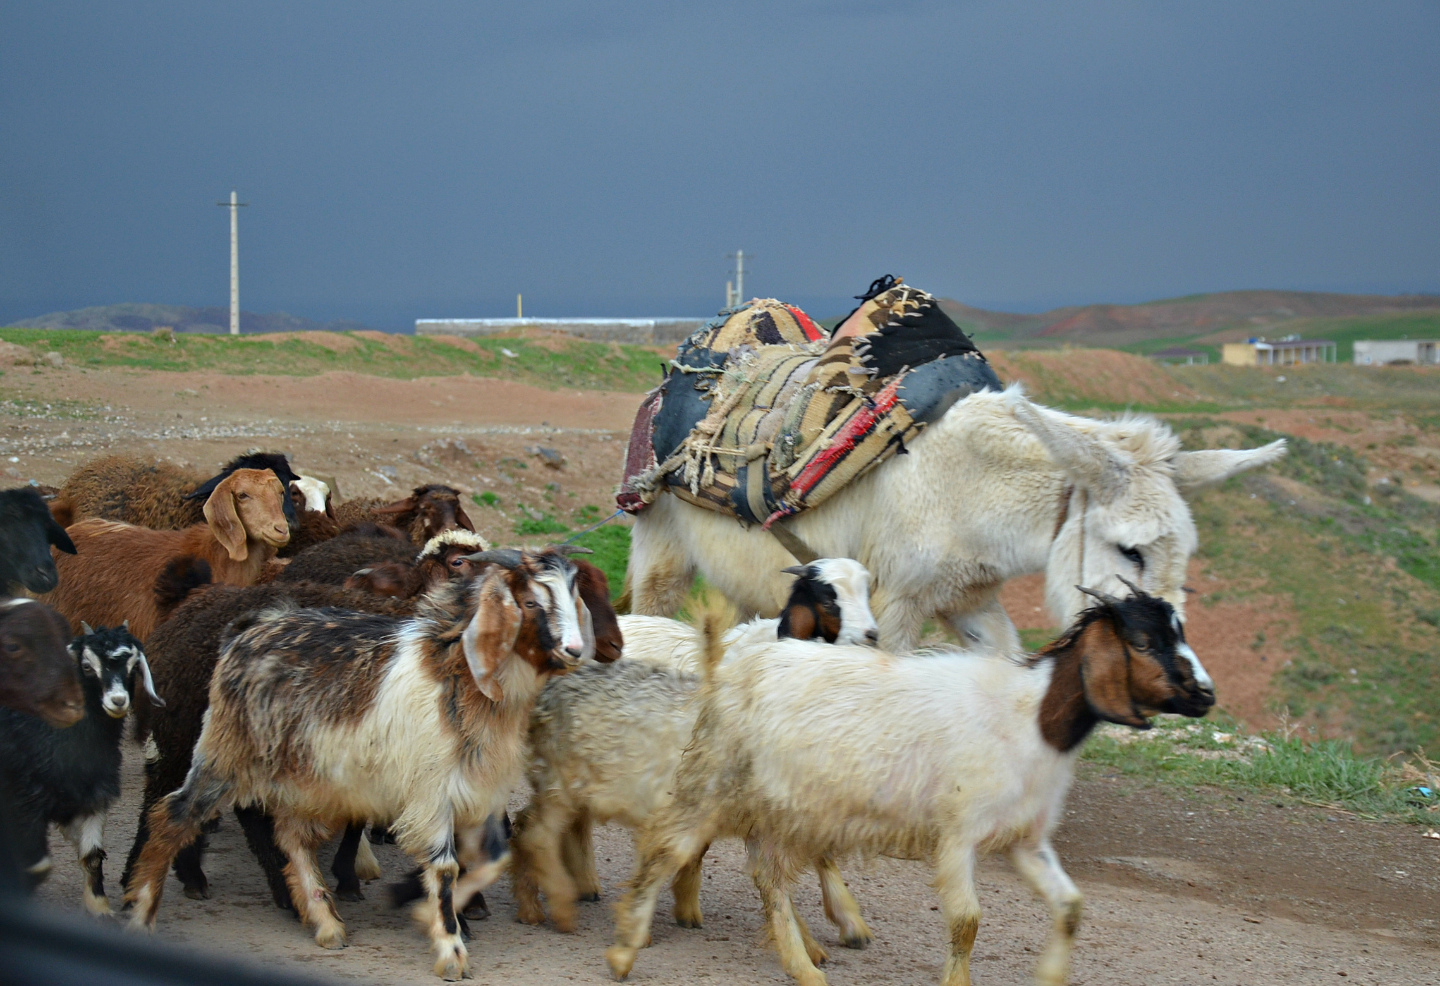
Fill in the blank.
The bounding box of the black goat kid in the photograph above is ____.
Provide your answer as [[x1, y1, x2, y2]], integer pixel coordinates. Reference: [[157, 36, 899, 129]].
[[0, 623, 161, 911]]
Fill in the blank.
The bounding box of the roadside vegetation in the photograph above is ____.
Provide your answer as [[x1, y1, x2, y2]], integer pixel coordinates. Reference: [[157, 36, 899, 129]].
[[0, 326, 669, 392]]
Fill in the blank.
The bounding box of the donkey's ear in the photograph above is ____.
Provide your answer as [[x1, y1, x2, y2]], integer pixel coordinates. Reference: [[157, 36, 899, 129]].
[[1171, 440, 1287, 492], [461, 575, 520, 703], [1079, 621, 1149, 729], [1008, 394, 1131, 503]]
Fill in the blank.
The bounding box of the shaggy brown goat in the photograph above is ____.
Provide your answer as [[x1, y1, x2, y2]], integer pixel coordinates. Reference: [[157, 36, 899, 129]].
[[44, 469, 290, 641], [332, 484, 474, 546], [126, 550, 600, 980], [276, 526, 418, 587]]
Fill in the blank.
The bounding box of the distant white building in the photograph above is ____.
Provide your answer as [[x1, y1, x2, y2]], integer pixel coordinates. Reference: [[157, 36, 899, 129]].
[[416, 317, 703, 346], [1353, 339, 1438, 365]]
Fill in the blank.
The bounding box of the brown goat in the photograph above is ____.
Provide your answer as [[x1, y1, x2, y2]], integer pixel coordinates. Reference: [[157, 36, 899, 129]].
[[44, 469, 290, 641], [332, 484, 475, 546], [0, 599, 84, 728], [344, 529, 492, 599]]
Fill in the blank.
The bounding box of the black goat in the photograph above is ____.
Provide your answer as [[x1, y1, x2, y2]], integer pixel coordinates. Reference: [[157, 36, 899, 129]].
[[0, 487, 76, 596], [0, 599, 84, 728], [0, 623, 160, 911]]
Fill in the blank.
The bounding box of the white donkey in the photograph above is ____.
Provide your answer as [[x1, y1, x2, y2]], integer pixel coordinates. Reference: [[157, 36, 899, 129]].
[[627, 387, 1285, 649]]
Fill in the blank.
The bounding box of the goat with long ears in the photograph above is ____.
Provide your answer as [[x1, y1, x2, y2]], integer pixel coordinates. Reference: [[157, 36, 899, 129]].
[[607, 582, 1214, 986]]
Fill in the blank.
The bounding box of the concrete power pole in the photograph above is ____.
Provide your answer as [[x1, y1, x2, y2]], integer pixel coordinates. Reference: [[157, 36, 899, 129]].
[[217, 191, 247, 335], [727, 250, 747, 307]]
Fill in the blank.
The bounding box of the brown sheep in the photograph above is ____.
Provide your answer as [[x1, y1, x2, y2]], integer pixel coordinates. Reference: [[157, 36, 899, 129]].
[[344, 529, 492, 598], [55, 452, 301, 532], [43, 469, 290, 641], [332, 484, 475, 546]]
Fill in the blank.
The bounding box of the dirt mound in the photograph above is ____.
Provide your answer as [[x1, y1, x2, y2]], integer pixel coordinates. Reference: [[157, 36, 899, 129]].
[[988, 348, 1198, 406], [246, 331, 360, 352]]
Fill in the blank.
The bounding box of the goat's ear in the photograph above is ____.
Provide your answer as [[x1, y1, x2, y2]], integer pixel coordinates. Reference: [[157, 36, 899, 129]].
[[46, 512, 77, 554], [372, 496, 419, 519], [572, 560, 622, 662], [48, 500, 77, 541], [1079, 620, 1149, 728], [777, 603, 817, 641], [203, 479, 249, 561], [455, 504, 477, 533], [461, 576, 521, 703], [324, 492, 336, 520]]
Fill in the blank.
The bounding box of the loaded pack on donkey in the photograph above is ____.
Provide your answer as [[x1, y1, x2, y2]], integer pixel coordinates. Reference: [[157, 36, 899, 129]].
[[617, 275, 1288, 651]]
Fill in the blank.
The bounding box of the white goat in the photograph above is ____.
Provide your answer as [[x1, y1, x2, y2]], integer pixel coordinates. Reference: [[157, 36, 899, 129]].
[[606, 585, 1217, 986], [627, 387, 1285, 651], [514, 559, 878, 947]]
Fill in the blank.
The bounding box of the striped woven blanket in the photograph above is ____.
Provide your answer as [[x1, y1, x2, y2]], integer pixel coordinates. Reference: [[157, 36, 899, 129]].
[[619, 282, 1002, 527]]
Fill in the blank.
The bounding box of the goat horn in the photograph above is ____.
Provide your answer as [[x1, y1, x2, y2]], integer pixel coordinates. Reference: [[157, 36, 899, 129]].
[[134, 651, 165, 709], [462, 549, 525, 569], [80, 621, 95, 636], [551, 544, 594, 556], [780, 565, 810, 577], [1115, 575, 1143, 597], [1075, 585, 1119, 606]]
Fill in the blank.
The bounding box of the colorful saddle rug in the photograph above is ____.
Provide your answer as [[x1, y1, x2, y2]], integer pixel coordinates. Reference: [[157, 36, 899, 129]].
[[619, 279, 1002, 527]]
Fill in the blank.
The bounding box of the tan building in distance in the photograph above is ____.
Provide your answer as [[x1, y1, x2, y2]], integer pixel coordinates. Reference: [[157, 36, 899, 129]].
[[1221, 336, 1337, 367]]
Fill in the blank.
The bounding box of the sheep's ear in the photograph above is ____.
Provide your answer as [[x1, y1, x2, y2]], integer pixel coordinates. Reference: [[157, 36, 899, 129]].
[[1171, 440, 1287, 492], [1079, 620, 1148, 728], [47, 513, 77, 554], [1009, 394, 1131, 504], [461, 575, 521, 703], [203, 480, 249, 561]]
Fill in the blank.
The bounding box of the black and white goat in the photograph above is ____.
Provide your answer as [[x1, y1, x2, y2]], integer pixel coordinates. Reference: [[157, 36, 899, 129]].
[[0, 622, 160, 910], [126, 548, 616, 981], [513, 558, 879, 944]]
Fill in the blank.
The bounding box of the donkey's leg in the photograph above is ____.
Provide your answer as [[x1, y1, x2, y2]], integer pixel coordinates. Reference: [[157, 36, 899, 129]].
[[628, 510, 696, 617], [1010, 840, 1083, 986]]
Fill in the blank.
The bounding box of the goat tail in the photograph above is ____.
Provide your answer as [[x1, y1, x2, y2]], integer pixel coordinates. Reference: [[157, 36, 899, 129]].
[[153, 554, 213, 618], [690, 590, 737, 681]]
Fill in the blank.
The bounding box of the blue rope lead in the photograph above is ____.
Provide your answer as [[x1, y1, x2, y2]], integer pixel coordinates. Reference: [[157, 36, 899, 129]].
[[558, 507, 625, 546]]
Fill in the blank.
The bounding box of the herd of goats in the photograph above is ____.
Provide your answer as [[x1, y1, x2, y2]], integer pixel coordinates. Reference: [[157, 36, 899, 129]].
[[0, 398, 1285, 986]]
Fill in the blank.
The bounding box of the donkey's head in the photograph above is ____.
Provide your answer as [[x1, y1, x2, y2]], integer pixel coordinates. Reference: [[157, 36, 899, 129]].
[[1008, 393, 1284, 627]]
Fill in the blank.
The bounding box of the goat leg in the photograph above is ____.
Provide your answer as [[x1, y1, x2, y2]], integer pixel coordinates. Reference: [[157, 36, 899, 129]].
[[331, 823, 366, 901], [816, 855, 871, 948], [232, 805, 294, 911]]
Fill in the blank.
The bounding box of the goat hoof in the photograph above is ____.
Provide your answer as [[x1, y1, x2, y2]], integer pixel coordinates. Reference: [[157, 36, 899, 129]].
[[434, 947, 469, 980], [578, 890, 601, 902], [461, 900, 489, 922], [842, 931, 872, 950], [515, 903, 546, 926], [604, 945, 637, 980], [182, 884, 210, 901], [314, 926, 347, 950], [335, 887, 364, 902]]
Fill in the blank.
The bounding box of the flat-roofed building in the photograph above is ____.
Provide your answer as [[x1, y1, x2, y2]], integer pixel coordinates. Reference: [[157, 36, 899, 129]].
[[1221, 337, 1336, 367], [1150, 346, 1210, 366], [1353, 339, 1438, 365]]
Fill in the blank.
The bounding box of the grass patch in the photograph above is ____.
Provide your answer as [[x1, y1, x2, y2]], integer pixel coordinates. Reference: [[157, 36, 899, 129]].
[[1083, 717, 1439, 823], [0, 327, 669, 392]]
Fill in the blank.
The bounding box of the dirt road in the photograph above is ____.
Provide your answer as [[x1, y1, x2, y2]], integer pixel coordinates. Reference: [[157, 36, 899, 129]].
[[12, 363, 1440, 984]]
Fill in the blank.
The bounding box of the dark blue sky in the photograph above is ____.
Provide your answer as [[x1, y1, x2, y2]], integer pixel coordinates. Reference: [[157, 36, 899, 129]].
[[2, 1, 1437, 330]]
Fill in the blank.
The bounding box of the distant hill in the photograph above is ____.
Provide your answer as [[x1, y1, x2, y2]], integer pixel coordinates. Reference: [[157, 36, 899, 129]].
[[8, 303, 375, 335], [938, 290, 1440, 350]]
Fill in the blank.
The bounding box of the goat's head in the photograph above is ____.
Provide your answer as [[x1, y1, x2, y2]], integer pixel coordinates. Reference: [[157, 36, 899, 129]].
[[0, 487, 76, 595], [458, 548, 589, 702], [778, 558, 879, 646], [0, 599, 84, 728], [188, 452, 301, 528], [374, 484, 476, 543], [203, 468, 291, 560], [73, 621, 163, 718], [416, 529, 492, 585], [1008, 392, 1284, 628], [1060, 580, 1215, 732], [289, 476, 334, 519]]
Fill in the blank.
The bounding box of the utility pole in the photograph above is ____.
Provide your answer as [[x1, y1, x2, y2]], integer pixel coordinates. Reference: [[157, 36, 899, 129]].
[[726, 250, 748, 307], [216, 191, 247, 335], [517, 293, 523, 319]]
